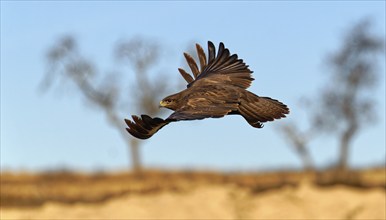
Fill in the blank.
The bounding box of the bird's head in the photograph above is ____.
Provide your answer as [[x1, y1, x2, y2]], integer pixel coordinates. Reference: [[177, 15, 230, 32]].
[[159, 94, 180, 110]]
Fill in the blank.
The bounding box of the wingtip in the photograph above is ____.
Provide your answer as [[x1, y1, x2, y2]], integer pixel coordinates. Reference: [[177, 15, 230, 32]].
[[125, 127, 131, 133], [126, 127, 150, 140], [141, 114, 151, 120], [183, 52, 193, 60], [124, 118, 132, 126], [208, 41, 215, 48], [132, 115, 141, 121]]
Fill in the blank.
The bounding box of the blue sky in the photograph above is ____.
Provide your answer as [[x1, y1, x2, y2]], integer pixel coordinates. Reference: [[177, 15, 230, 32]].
[[1, 1, 385, 172]]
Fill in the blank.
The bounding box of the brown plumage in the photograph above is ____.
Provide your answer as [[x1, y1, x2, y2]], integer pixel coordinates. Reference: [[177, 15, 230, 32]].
[[125, 41, 289, 139]]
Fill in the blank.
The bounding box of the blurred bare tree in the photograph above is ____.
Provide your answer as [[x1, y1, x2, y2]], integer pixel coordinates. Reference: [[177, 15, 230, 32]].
[[280, 18, 384, 173], [280, 122, 315, 171], [41, 36, 169, 173], [313, 19, 384, 171]]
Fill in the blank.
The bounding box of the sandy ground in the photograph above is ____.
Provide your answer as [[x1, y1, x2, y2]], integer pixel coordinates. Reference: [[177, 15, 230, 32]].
[[2, 181, 385, 220]]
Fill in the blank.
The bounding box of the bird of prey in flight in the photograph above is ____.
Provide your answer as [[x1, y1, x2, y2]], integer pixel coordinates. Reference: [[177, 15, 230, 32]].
[[125, 41, 289, 139]]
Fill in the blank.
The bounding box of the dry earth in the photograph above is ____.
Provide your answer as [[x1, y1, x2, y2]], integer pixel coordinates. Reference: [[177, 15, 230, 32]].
[[1, 169, 385, 219]]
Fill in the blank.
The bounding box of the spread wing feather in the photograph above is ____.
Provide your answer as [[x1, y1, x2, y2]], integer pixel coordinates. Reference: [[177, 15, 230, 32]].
[[183, 53, 200, 78], [208, 41, 216, 64], [178, 41, 254, 89], [178, 68, 194, 84], [125, 115, 173, 140], [196, 43, 206, 72]]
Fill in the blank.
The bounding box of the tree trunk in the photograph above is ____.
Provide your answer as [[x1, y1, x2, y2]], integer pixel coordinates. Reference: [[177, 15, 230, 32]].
[[337, 124, 357, 172], [280, 125, 315, 172], [302, 151, 315, 172], [295, 144, 315, 172], [107, 112, 143, 174], [338, 138, 349, 171], [129, 138, 142, 174]]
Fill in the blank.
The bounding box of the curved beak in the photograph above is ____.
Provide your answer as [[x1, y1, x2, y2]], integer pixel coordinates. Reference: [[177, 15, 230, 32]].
[[159, 100, 166, 108]]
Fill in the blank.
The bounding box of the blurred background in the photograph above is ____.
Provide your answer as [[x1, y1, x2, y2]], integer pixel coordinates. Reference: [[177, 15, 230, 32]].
[[1, 1, 385, 219]]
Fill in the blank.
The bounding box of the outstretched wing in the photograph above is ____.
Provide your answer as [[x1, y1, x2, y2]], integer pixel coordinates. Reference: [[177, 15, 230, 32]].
[[124, 107, 231, 140], [124, 86, 240, 139], [179, 41, 254, 89], [125, 115, 173, 140]]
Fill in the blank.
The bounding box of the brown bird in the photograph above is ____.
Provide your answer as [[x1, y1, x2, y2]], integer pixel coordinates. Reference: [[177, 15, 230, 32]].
[[125, 41, 289, 139]]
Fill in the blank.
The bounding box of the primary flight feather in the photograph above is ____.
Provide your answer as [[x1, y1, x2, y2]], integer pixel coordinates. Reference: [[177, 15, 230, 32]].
[[125, 41, 289, 139]]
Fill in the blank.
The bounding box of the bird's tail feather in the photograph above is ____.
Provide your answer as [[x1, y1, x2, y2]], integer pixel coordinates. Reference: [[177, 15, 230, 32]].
[[238, 92, 289, 128]]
